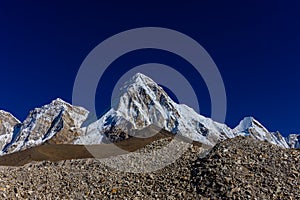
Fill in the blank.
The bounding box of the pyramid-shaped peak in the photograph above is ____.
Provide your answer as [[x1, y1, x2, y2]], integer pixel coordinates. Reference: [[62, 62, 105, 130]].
[[132, 72, 149, 79], [0, 110, 20, 123], [129, 73, 157, 85], [48, 98, 89, 114], [241, 116, 255, 125], [119, 73, 161, 93], [234, 116, 268, 132], [0, 110, 13, 116], [51, 98, 70, 105]]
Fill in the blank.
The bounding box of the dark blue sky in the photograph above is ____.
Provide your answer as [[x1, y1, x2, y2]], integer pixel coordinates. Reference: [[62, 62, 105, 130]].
[[0, 1, 299, 135]]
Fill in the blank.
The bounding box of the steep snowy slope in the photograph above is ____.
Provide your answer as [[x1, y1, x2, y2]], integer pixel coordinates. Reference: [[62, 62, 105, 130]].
[[233, 116, 290, 148], [286, 134, 300, 148], [77, 74, 297, 148], [76, 73, 235, 146], [0, 73, 298, 156], [1, 98, 89, 154], [0, 110, 21, 152]]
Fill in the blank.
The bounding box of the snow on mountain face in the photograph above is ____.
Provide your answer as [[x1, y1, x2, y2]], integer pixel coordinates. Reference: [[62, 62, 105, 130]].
[[286, 134, 300, 148], [0, 110, 20, 135], [78, 73, 297, 149], [0, 73, 298, 156], [233, 117, 290, 148], [1, 98, 89, 154], [0, 111, 21, 152], [77, 73, 235, 146]]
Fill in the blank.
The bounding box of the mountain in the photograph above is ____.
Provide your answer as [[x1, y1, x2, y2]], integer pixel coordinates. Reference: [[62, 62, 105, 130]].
[[233, 116, 290, 148], [0, 125, 204, 166], [286, 134, 300, 148], [0, 98, 89, 155], [0, 73, 298, 156], [75, 73, 235, 146], [0, 110, 21, 152], [76, 73, 295, 149]]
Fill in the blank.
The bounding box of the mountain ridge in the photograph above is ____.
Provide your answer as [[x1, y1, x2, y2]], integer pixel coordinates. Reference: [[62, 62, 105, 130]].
[[0, 73, 299, 156]]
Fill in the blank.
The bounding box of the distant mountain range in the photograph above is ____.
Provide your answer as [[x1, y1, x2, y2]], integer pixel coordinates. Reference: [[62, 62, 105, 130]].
[[0, 73, 299, 155]]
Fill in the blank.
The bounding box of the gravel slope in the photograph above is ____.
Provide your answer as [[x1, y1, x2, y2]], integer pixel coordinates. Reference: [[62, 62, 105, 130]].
[[192, 136, 300, 200], [0, 136, 299, 199], [0, 138, 203, 199]]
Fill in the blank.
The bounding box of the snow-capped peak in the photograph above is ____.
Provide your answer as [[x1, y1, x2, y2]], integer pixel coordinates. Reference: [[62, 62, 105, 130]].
[[77, 73, 235, 146], [286, 134, 300, 148], [117, 72, 170, 103], [234, 116, 269, 134], [0, 110, 20, 124], [0, 110, 21, 154], [51, 97, 70, 105], [106, 72, 181, 133], [0, 73, 298, 157], [0, 98, 89, 155], [233, 116, 289, 148], [123, 72, 154, 87]]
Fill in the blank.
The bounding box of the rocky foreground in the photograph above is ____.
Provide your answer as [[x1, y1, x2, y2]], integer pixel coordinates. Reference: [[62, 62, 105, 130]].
[[192, 136, 300, 200], [0, 136, 299, 199]]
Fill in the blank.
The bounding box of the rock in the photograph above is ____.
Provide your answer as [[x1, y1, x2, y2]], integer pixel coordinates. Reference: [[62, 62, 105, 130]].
[[0, 136, 298, 199], [0, 137, 203, 199], [191, 136, 300, 199]]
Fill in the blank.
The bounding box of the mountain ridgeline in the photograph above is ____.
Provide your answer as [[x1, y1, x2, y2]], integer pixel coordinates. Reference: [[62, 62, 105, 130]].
[[0, 73, 299, 155]]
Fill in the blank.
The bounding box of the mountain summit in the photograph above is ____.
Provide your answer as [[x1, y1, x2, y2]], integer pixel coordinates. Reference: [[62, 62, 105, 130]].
[[0, 98, 89, 155], [76, 73, 297, 148], [234, 116, 290, 148], [0, 73, 298, 155], [76, 73, 235, 146]]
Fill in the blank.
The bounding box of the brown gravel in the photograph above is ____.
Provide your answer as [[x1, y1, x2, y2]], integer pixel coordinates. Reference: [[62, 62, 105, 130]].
[[0, 138, 203, 199], [191, 136, 300, 200], [0, 136, 299, 199]]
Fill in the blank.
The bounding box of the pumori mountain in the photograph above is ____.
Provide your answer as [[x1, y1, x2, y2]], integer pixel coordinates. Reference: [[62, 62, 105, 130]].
[[75, 73, 235, 146], [0, 73, 299, 155]]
